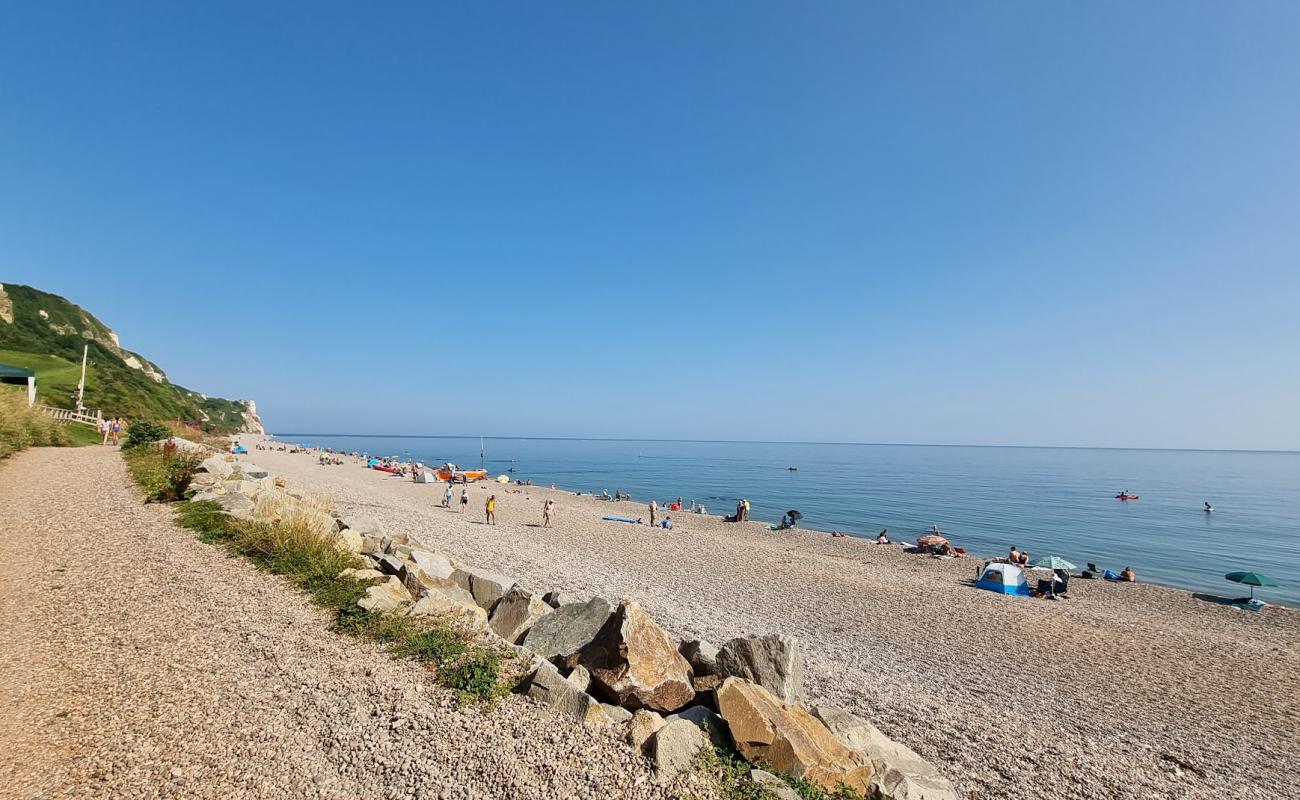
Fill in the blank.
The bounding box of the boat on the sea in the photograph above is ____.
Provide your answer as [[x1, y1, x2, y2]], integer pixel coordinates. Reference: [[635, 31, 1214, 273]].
[[1115, 493, 1139, 501], [435, 462, 488, 482]]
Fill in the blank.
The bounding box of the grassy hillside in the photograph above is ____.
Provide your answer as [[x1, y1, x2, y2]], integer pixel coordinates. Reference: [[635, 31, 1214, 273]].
[[0, 283, 259, 432]]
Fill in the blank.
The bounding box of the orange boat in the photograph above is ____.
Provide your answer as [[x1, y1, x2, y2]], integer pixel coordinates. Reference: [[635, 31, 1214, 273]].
[[434, 463, 488, 482]]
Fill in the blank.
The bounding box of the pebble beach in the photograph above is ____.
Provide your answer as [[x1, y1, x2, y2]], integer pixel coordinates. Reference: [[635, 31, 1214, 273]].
[[250, 438, 1300, 800]]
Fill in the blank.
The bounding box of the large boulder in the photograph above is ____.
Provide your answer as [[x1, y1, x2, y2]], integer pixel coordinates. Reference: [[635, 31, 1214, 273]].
[[520, 660, 615, 726], [237, 463, 270, 479], [680, 639, 720, 676], [543, 589, 578, 608], [452, 567, 517, 613], [646, 719, 705, 778], [190, 472, 219, 490], [576, 599, 694, 713], [627, 709, 667, 750], [489, 587, 553, 644], [716, 633, 805, 705], [716, 678, 873, 794], [358, 576, 412, 614], [400, 552, 463, 597], [522, 597, 612, 664], [339, 515, 385, 538], [750, 770, 800, 800], [212, 492, 255, 519], [222, 480, 263, 498], [331, 528, 365, 554], [667, 705, 730, 748], [408, 587, 488, 632], [812, 705, 959, 800], [198, 456, 234, 477]]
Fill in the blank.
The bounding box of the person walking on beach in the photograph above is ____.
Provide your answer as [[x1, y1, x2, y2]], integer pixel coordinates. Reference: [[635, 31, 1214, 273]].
[[648, 500, 658, 527], [485, 494, 497, 525], [442, 484, 453, 509], [542, 498, 554, 528], [110, 418, 123, 445], [742, 498, 751, 521], [459, 488, 469, 512], [99, 416, 111, 445]]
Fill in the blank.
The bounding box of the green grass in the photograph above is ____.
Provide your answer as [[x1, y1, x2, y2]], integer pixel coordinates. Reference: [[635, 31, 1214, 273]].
[[122, 442, 201, 501], [64, 423, 104, 446], [133, 464, 516, 705], [0, 388, 71, 458], [692, 744, 781, 800]]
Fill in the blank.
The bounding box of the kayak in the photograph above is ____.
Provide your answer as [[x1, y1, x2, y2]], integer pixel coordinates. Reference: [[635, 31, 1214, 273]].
[[372, 465, 401, 474], [1115, 494, 1139, 501], [602, 515, 643, 524]]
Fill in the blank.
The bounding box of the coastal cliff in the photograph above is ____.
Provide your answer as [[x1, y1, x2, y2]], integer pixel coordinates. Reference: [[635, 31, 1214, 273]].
[[0, 282, 263, 433]]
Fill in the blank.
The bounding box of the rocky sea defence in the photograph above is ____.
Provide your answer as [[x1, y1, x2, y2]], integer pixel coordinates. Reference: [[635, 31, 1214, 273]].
[[178, 440, 958, 799]]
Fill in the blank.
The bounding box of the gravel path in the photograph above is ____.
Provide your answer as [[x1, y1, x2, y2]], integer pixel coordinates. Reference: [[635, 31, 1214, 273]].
[[0, 446, 676, 800], [251, 443, 1300, 800]]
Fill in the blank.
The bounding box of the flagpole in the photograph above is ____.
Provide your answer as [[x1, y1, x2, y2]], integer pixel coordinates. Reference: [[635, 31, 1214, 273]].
[[76, 344, 88, 412]]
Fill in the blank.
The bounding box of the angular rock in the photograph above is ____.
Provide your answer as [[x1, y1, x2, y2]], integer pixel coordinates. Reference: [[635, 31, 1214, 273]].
[[339, 515, 385, 538], [190, 490, 220, 503], [716, 678, 872, 794], [358, 576, 412, 614], [387, 543, 414, 560], [338, 567, 385, 581], [332, 528, 365, 554], [543, 589, 577, 608], [646, 719, 705, 778], [522, 597, 612, 665], [812, 705, 960, 800], [399, 554, 462, 597], [668, 705, 730, 748], [212, 492, 255, 519], [409, 549, 457, 582], [222, 479, 262, 497], [680, 639, 720, 676], [750, 770, 800, 800], [600, 703, 633, 724], [716, 633, 805, 705], [520, 660, 609, 725], [489, 587, 553, 644], [576, 599, 694, 713], [565, 665, 592, 692], [377, 554, 405, 576], [199, 456, 234, 477], [407, 588, 488, 632], [360, 536, 384, 555], [190, 472, 219, 489], [238, 463, 270, 479], [451, 567, 517, 613], [627, 709, 667, 750]]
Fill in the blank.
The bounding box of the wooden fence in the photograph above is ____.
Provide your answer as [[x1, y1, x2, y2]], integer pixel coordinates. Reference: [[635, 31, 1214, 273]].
[[35, 405, 102, 428]]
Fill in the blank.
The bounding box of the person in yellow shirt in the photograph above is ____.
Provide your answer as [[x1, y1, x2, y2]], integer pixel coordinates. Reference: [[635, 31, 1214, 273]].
[[485, 494, 497, 525]]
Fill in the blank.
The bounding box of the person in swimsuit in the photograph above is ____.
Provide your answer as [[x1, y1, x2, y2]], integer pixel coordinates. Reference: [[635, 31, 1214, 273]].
[[485, 495, 496, 525], [542, 498, 554, 528], [459, 489, 469, 512]]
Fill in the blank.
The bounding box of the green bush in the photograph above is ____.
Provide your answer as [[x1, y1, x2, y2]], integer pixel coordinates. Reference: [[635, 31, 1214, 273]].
[[123, 419, 170, 449], [122, 442, 200, 501]]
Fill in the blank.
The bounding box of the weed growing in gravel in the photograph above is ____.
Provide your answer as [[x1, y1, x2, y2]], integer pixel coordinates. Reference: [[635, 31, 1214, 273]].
[[175, 500, 239, 542], [692, 744, 780, 800], [122, 441, 200, 501], [782, 775, 866, 800], [392, 625, 469, 663], [437, 647, 510, 704]]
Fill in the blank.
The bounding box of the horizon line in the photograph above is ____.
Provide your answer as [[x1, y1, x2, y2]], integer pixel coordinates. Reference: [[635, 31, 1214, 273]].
[[263, 432, 1300, 456]]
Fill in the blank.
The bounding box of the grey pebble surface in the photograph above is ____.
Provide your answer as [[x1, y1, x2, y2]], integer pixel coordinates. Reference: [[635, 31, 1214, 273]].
[[0, 447, 691, 800]]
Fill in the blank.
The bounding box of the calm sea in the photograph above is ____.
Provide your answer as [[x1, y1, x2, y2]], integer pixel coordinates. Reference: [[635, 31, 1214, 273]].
[[271, 435, 1300, 606]]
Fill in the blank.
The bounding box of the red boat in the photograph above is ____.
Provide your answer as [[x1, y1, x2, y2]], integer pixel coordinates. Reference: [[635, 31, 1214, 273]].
[[1115, 493, 1139, 501], [372, 464, 401, 474]]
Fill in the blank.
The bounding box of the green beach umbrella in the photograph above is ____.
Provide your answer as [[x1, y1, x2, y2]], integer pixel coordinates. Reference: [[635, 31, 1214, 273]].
[[1033, 556, 1076, 571], [1225, 571, 1279, 599]]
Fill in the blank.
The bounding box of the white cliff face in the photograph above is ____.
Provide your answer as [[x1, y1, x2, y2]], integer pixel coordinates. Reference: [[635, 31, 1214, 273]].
[[121, 354, 167, 383], [0, 285, 12, 324], [241, 400, 265, 434]]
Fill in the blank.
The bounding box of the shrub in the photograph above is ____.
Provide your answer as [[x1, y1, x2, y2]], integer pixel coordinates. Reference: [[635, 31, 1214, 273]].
[[122, 442, 201, 502], [0, 390, 70, 458], [392, 624, 469, 664], [123, 419, 171, 449], [692, 744, 781, 800]]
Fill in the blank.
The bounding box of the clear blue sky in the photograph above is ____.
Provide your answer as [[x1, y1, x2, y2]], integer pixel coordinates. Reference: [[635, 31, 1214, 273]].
[[3, 2, 1298, 449]]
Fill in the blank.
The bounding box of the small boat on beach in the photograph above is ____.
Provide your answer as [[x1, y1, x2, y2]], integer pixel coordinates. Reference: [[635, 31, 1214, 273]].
[[434, 462, 488, 482]]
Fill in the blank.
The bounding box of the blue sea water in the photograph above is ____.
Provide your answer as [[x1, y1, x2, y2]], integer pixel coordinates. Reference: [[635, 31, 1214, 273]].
[[272, 434, 1300, 606]]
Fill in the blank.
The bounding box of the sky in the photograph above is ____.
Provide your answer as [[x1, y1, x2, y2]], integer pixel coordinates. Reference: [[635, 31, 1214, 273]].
[[2, 1, 1298, 449]]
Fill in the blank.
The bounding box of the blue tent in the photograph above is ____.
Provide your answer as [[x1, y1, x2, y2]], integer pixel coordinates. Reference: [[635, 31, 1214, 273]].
[[976, 563, 1030, 596]]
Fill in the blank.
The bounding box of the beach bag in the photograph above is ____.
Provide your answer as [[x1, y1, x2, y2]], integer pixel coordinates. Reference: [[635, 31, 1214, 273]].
[[1103, 569, 1122, 581]]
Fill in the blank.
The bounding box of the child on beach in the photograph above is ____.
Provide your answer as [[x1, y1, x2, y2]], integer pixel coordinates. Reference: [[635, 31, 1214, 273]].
[[542, 499, 554, 528], [485, 495, 496, 525]]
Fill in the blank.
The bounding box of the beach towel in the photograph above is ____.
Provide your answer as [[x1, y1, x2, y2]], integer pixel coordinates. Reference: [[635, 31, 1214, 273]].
[[602, 515, 642, 524], [1103, 569, 1122, 581]]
